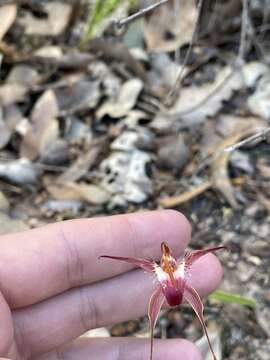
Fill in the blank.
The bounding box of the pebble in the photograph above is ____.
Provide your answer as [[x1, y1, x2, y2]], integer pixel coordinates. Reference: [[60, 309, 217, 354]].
[[157, 134, 189, 171]]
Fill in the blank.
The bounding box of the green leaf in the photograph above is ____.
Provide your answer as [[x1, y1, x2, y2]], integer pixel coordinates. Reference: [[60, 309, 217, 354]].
[[209, 290, 256, 308], [82, 0, 138, 44]]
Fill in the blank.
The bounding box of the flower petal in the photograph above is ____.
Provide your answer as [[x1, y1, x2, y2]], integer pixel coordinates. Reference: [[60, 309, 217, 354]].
[[184, 246, 227, 269], [184, 284, 217, 360], [148, 286, 165, 360], [162, 282, 184, 306], [99, 255, 156, 272]]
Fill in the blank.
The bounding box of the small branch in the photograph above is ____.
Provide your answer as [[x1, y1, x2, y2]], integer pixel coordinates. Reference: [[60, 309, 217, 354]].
[[237, 0, 249, 64], [224, 127, 270, 152], [114, 0, 169, 30], [164, 0, 204, 107]]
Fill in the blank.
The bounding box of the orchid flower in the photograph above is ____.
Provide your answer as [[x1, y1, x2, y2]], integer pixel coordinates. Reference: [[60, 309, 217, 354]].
[[100, 242, 226, 360]]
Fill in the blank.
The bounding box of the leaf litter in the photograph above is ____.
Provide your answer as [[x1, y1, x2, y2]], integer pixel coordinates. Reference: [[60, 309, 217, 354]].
[[0, 1, 270, 359]]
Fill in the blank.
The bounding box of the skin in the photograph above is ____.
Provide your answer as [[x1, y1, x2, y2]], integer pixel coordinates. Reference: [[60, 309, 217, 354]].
[[0, 210, 223, 360]]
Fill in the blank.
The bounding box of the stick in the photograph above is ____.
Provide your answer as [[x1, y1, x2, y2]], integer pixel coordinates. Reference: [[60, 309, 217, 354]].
[[114, 0, 169, 29], [164, 0, 205, 107], [224, 127, 270, 152]]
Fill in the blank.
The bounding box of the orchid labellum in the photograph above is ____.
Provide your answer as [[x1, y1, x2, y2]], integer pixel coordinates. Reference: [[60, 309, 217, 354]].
[[100, 242, 226, 360]]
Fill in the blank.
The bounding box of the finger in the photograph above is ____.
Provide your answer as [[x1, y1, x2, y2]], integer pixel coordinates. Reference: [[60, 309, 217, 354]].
[[34, 337, 202, 360], [0, 210, 191, 308], [14, 254, 222, 357], [0, 292, 13, 357]]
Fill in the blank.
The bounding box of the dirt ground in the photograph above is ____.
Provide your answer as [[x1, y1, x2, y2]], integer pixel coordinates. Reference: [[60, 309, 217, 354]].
[[0, 1, 269, 359]]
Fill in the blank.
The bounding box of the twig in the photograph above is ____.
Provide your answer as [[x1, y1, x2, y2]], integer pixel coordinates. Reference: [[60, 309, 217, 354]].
[[175, 69, 235, 119], [245, 0, 267, 61], [237, 0, 249, 64], [165, 0, 251, 120], [224, 127, 270, 152], [164, 0, 204, 107], [114, 0, 169, 29]]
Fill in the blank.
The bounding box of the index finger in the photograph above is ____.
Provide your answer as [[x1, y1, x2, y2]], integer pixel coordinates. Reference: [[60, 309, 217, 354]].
[[0, 210, 191, 308]]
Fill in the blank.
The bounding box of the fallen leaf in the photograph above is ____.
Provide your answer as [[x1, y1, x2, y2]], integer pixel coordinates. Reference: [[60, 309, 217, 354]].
[[57, 141, 103, 183], [0, 107, 11, 149], [20, 90, 59, 160], [0, 5, 17, 41], [152, 63, 266, 131], [88, 38, 147, 81], [168, 66, 242, 126], [211, 120, 266, 208], [47, 182, 110, 205], [40, 139, 70, 166], [0, 191, 9, 212], [160, 117, 267, 208], [56, 79, 101, 116], [0, 84, 28, 106], [0, 158, 38, 185], [144, 0, 197, 52], [7, 65, 41, 87], [97, 79, 143, 118], [248, 72, 270, 120], [19, 2, 72, 36]]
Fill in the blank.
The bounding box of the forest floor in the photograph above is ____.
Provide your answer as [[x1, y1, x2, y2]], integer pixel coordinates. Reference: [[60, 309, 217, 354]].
[[0, 1, 269, 359]]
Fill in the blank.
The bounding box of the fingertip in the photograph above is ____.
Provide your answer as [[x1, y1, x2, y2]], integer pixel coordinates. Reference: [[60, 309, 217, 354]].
[[154, 339, 202, 360], [189, 253, 224, 297]]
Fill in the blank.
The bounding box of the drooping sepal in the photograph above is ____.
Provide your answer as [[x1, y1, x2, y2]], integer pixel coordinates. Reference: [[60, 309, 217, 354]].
[[184, 284, 217, 360], [148, 286, 165, 360]]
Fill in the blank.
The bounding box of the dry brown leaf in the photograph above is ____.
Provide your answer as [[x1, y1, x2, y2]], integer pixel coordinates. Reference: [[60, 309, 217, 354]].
[[159, 180, 212, 207], [7, 65, 41, 87], [47, 182, 110, 205], [57, 142, 103, 183], [170, 66, 243, 125], [89, 38, 146, 81], [0, 158, 38, 185], [18, 2, 72, 36], [20, 90, 59, 160], [211, 120, 266, 208], [0, 84, 28, 106], [152, 63, 265, 131], [0, 107, 11, 149], [97, 79, 143, 119], [0, 5, 17, 41], [160, 117, 267, 208], [144, 0, 197, 52], [0, 190, 9, 211]]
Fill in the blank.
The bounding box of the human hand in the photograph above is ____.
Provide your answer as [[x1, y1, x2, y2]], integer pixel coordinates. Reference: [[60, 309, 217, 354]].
[[0, 210, 222, 359]]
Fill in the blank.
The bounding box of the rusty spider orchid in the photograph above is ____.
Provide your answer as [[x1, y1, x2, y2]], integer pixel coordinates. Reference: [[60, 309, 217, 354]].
[[100, 242, 226, 360]]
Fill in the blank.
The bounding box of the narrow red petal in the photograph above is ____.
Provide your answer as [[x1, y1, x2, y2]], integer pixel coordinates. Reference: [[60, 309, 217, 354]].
[[184, 246, 227, 269], [99, 255, 156, 272], [148, 286, 165, 360], [184, 284, 217, 360]]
